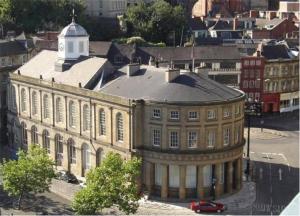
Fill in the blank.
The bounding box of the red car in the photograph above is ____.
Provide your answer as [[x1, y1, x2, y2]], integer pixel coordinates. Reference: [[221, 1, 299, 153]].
[[190, 200, 226, 213]]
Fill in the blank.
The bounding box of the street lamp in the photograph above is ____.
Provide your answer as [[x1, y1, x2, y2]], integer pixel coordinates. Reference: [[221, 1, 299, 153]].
[[244, 100, 262, 180]]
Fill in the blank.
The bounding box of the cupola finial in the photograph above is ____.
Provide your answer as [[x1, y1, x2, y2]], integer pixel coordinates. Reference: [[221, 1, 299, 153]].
[[72, 8, 75, 23]]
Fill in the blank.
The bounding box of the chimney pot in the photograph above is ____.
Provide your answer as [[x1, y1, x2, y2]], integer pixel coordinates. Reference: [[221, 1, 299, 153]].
[[127, 63, 140, 77], [165, 68, 180, 83], [17, 70, 20, 75], [52, 77, 55, 82], [40, 75, 43, 79], [79, 82, 82, 88]]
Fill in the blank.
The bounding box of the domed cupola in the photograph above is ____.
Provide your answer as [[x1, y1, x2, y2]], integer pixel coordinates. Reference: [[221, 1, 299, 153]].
[[57, 16, 89, 61]]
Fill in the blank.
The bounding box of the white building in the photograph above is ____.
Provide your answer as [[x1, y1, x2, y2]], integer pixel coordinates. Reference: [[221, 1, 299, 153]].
[[83, 0, 127, 17]]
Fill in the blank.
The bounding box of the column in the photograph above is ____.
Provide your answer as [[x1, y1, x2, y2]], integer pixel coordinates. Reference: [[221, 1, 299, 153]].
[[226, 161, 233, 194], [197, 165, 204, 198], [179, 165, 186, 200], [235, 158, 242, 190], [161, 164, 168, 199], [62, 140, 69, 171], [145, 162, 154, 195], [215, 163, 223, 198]]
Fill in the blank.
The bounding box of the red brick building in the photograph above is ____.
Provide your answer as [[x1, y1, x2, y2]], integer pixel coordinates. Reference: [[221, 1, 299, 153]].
[[240, 53, 265, 102], [249, 17, 299, 40]]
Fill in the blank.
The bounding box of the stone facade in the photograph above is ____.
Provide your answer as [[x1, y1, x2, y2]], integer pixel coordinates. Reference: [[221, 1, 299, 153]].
[[7, 71, 245, 200]]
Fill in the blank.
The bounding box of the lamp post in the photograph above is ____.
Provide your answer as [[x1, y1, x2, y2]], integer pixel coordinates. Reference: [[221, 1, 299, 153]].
[[245, 100, 262, 180]]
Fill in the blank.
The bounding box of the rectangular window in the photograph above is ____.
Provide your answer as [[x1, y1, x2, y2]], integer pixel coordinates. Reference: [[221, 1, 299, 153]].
[[223, 128, 230, 146], [244, 60, 249, 66], [70, 145, 76, 164], [207, 110, 216, 120], [68, 41, 74, 53], [169, 165, 179, 187], [223, 108, 231, 118], [250, 60, 255, 66], [188, 111, 198, 120], [188, 131, 197, 148], [155, 164, 162, 186], [255, 80, 260, 88], [292, 98, 299, 106], [243, 80, 248, 88], [169, 131, 179, 148], [152, 129, 161, 146], [79, 41, 84, 53], [207, 130, 215, 148], [203, 165, 212, 187], [280, 100, 290, 108], [153, 108, 161, 119], [186, 166, 197, 188], [170, 111, 179, 120], [256, 60, 261, 66], [244, 70, 248, 78], [255, 92, 260, 100]]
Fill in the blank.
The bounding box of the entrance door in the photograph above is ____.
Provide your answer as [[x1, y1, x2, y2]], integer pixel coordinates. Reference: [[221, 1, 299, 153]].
[[267, 103, 274, 113]]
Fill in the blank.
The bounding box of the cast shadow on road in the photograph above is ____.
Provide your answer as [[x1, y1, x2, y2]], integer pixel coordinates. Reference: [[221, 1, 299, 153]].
[[0, 188, 73, 215], [250, 160, 299, 215]]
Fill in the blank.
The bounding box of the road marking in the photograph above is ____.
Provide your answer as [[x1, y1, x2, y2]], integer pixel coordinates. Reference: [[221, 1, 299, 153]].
[[278, 153, 291, 172], [259, 168, 263, 179], [279, 168, 282, 181]]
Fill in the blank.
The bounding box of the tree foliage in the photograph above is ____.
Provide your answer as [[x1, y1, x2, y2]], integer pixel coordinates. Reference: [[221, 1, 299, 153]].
[[0, 145, 55, 209], [0, 0, 85, 33], [72, 152, 142, 215], [124, 0, 187, 45]]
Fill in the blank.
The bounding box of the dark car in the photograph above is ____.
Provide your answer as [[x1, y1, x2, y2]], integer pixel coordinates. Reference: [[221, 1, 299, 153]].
[[56, 170, 79, 184], [190, 200, 226, 213]]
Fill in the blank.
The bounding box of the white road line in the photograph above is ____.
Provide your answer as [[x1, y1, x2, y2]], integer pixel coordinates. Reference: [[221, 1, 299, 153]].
[[278, 153, 291, 172], [279, 168, 282, 181]]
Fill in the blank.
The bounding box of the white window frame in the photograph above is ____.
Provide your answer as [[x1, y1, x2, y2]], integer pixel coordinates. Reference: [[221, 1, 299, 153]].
[[155, 164, 162, 186], [153, 108, 161, 119], [116, 113, 124, 142], [186, 165, 197, 188], [207, 110, 216, 120], [69, 101, 76, 128], [152, 128, 161, 146], [223, 128, 230, 146], [99, 109, 106, 136], [188, 111, 198, 120], [170, 111, 180, 120], [223, 108, 231, 118], [169, 165, 179, 187], [188, 131, 197, 148], [169, 131, 179, 148], [43, 95, 50, 119], [207, 130, 215, 148]]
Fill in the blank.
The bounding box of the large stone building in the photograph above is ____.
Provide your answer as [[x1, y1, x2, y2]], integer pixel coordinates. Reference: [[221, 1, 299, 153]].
[[6, 20, 245, 200], [83, 0, 127, 17]]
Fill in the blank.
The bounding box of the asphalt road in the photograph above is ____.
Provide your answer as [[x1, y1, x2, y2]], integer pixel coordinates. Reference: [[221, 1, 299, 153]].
[[245, 112, 299, 215]]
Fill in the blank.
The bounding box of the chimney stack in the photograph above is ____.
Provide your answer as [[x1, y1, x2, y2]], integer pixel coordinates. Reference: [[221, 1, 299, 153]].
[[127, 63, 140, 77], [165, 67, 180, 83]]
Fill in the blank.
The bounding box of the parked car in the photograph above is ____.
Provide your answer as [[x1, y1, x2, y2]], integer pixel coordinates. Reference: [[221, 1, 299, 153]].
[[190, 200, 226, 213], [56, 170, 79, 184]]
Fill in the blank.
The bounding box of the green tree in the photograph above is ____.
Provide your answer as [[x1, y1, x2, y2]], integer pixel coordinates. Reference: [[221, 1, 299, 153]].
[[72, 152, 142, 215], [0, 145, 55, 210], [124, 0, 187, 45], [0, 0, 85, 33]]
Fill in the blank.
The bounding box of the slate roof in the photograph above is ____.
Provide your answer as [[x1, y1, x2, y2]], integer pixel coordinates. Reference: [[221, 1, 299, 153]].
[[261, 44, 292, 59], [100, 65, 244, 104], [189, 18, 208, 31], [14, 50, 111, 88], [138, 46, 241, 63], [89, 41, 112, 57], [0, 40, 28, 56]]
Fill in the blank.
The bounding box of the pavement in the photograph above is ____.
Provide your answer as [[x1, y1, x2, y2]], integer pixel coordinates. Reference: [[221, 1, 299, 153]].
[[136, 181, 256, 215]]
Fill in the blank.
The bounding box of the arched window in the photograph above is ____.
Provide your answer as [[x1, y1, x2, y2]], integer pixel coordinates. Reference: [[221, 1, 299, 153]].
[[83, 104, 90, 131], [31, 125, 38, 144], [21, 89, 27, 112], [11, 85, 16, 109], [42, 130, 50, 153], [116, 113, 123, 141], [69, 101, 76, 128], [99, 109, 106, 136], [21, 122, 28, 150], [55, 134, 63, 166], [43, 95, 50, 119], [32, 91, 38, 115], [68, 138, 76, 164], [82, 143, 91, 172], [55, 97, 63, 123]]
